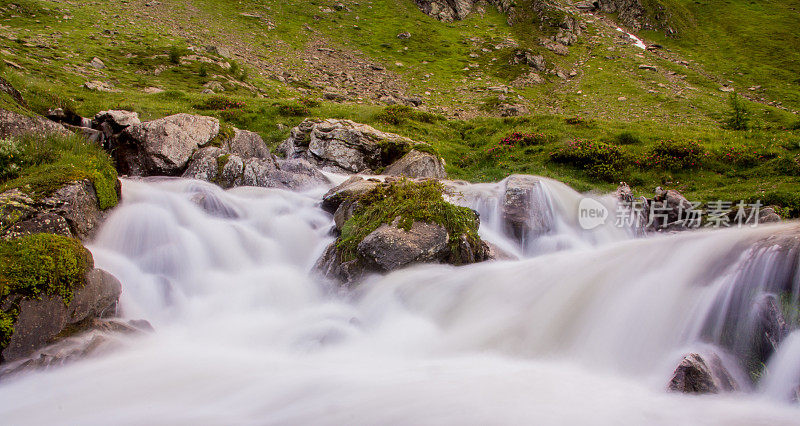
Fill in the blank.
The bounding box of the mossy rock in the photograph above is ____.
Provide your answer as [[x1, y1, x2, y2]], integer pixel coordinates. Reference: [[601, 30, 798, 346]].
[[0, 233, 93, 355]]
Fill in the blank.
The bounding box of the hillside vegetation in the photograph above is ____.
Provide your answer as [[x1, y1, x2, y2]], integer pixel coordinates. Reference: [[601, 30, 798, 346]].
[[0, 0, 798, 213]]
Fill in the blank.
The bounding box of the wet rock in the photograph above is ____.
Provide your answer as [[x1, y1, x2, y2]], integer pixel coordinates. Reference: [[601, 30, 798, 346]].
[[751, 294, 788, 365], [278, 118, 441, 176], [113, 113, 220, 176], [357, 219, 450, 272], [320, 176, 381, 214], [502, 175, 552, 244], [183, 146, 329, 191], [94, 110, 140, 135], [1, 269, 122, 362], [0, 108, 68, 139], [668, 352, 739, 394], [0, 318, 152, 378], [648, 187, 693, 231], [384, 149, 446, 179]]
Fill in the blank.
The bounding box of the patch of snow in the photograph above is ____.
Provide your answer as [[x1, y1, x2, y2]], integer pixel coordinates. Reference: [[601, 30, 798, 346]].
[[616, 27, 647, 50]]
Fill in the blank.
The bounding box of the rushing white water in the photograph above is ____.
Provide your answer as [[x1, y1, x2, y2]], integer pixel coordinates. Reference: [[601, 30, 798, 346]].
[[1, 177, 799, 425]]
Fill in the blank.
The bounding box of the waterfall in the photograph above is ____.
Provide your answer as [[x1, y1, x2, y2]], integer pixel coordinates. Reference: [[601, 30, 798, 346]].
[[0, 177, 799, 425]]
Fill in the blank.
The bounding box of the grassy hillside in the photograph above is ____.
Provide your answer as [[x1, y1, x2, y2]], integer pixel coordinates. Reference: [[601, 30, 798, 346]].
[[0, 0, 798, 214]]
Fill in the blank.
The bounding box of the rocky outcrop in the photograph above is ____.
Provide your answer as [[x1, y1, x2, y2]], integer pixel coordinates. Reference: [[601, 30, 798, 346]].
[[182, 147, 329, 190], [502, 175, 553, 244], [278, 118, 446, 178], [0, 109, 68, 139], [1, 268, 122, 363], [597, 0, 678, 34], [316, 179, 490, 285], [0, 179, 114, 242], [112, 113, 220, 176], [668, 352, 739, 394]]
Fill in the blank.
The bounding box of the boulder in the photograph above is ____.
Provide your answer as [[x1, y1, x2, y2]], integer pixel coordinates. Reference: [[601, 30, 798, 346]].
[[1, 268, 122, 362], [649, 187, 693, 231], [321, 176, 381, 214], [668, 352, 739, 394], [751, 294, 788, 365], [384, 149, 446, 179], [113, 113, 220, 176], [88, 57, 106, 69], [502, 175, 552, 244], [94, 110, 141, 135], [315, 179, 489, 284], [224, 128, 271, 159], [0, 109, 68, 139], [278, 118, 443, 176], [357, 219, 450, 272]]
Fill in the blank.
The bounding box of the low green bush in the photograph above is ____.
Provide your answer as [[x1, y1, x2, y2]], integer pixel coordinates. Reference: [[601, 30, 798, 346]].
[[640, 139, 708, 170], [550, 139, 628, 181]]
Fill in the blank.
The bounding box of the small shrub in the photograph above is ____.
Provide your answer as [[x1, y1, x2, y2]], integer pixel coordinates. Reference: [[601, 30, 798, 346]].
[[714, 144, 774, 168], [640, 139, 708, 170], [169, 46, 182, 64], [375, 105, 439, 125], [751, 190, 800, 218], [198, 63, 208, 78], [550, 139, 628, 181], [277, 103, 309, 117], [229, 61, 240, 78], [500, 132, 554, 146], [0, 138, 22, 181], [725, 92, 749, 130], [194, 96, 246, 111], [773, 154, 800, 176], [615, 131, 642, 145], [300, 97, 321, 108]]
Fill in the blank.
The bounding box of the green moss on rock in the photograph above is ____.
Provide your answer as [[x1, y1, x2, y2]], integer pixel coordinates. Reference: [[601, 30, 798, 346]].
[[0, 133, 120, 209], [337, 179, 481, 262], [207, 122, 236, 148], [0, 233, 93, 352]]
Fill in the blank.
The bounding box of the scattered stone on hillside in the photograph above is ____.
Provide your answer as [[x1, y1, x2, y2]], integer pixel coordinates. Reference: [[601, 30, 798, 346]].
[[83, 80, 118, 92], [497, 103, 529, 117], [143, 87, 164, 94], [0, 108, 68, 139], [668, 352, 739, 394], [206, 45, 231, 58], [0, 76, 27, 107], [323, 89, 349, 102], [541, 39, 569, 56], [46, 108, 90, 127], [88, 57, 105, 69], [638, 64, 657, 71], [397, 31, 412, 39], [113, 113, 220, 176], [2, 268, 122, 363], [502, 175, 552, 245], [512, 72, 545, 87], [719, 86, 735, 93], [203, 81, 225, 92], [278, 118, 445, 177]]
